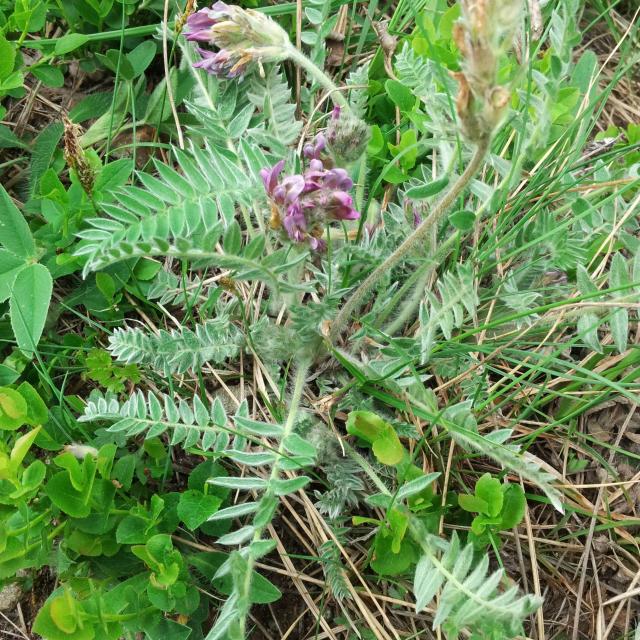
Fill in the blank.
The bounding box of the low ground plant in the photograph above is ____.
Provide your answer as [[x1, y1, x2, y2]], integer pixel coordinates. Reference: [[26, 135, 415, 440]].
[[1, 0, 639, 638]]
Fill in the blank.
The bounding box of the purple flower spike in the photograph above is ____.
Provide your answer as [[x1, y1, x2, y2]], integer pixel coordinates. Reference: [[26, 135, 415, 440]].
[[283, 204, 308, 242], [192, 49, 241, 77], [273, 175, 305, 206], [260, 149, 360, 251]]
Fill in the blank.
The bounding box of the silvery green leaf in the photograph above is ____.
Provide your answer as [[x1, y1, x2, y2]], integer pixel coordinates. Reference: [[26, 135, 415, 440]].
[[209, 476, 267, 490], [396, 472, 440, 501]]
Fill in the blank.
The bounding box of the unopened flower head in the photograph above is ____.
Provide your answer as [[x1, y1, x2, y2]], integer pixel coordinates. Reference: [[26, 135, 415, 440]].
[[326, 106, 370, 163], [260, 137, 360, 251], [452, 0, 523, 141], [185, 2, 291, 77]]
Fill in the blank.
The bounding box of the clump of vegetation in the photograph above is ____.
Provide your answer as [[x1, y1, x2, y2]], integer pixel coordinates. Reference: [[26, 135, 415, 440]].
[[1, 0, 639, 638]]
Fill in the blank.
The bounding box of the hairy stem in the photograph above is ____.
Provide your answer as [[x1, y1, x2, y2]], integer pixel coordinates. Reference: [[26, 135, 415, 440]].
[[329, 137, 491, 343], [286, 45, 349, 109], [375, 232, 458, 332]]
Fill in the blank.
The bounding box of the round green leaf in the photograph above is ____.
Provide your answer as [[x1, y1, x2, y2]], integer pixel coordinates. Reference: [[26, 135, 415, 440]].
[[0, 386, 28, 430], [475, 473, 504, 517], [370, 528, 417, 576], [372, 429, 404, 466], [177, 489, 222, 530]]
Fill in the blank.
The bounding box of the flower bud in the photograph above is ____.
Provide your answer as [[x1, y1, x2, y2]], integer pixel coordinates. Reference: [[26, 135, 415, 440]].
[[326, 106, 370, 163], [453, 0, 523, 141], [64, 443, 99, 459], [185, 3, 291, 77]]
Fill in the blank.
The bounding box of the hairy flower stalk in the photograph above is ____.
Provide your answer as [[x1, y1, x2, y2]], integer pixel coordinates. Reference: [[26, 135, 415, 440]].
[[329, 139, 490, 342], [185, 2, 348, 108], [329, 0, 523, 342]]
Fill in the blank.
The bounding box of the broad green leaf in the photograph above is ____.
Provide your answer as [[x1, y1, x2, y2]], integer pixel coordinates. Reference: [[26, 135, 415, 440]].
[[475, 473, 503, 517], [0, 249, 27, 302], [388, 507, 409, 554], [458, 493, 488, 514], [11, 459, 46, 497], [271, 475, 310, 496], [33, 594, 94, 640], [372, 430, 404, 466], [0, 386, 28, 430], [10, 263, 53, 356], [31, 64, 65, 88], [389, 128, 418, 171], [385, 79, 415, 112], [577, 313, 602, 353], [346, 410, 389, 443], [178, 490, 222, 530], [93, 158, 131, 193], [0, 124, 26, 149], [45, 471, 91, 517], [127, 41, 157, 77], [500, 484, 526, 529], [29, 122, 64, 197], [406, 176, 450, 200], [50, 593, 78, 633], [10, 426, 41, 471], [449, 209, 475, 230], [0, 185, 36, 258], [142, 617, 192, 640], [367, 124, 385, 155], [17, 381, 48, 425], [609, 253, 629, 353], [396, 472, 440, 501], [370, 528, 418, 576], [0, 34, 15, 80], [54, 33, 89, 56]]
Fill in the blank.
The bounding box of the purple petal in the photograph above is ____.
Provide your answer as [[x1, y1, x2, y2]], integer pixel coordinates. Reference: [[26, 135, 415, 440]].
[[308, 236, 326, 252], [328, 191, 359, 220], [260, 160, 285, 196], [185, 8, 219, 41], [303, 133, 327, 160], [323, 168, 353, 191], [283, 204, 307, 241], [273, 175, 305, 206]]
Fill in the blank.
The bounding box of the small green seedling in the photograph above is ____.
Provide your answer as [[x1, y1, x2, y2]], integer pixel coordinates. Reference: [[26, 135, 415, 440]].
[[347, 410, 442, 576], [458, 473, 526, 547]]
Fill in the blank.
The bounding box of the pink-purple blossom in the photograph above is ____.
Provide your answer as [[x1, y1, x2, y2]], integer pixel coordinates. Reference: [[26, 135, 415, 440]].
[[184, 3, 290, 78], [260, 136, 360, 250]]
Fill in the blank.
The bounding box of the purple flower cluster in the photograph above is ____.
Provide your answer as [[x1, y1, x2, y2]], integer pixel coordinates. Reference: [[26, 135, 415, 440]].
[[184, 2, 289, 78], [260, 137, 359, 251]]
